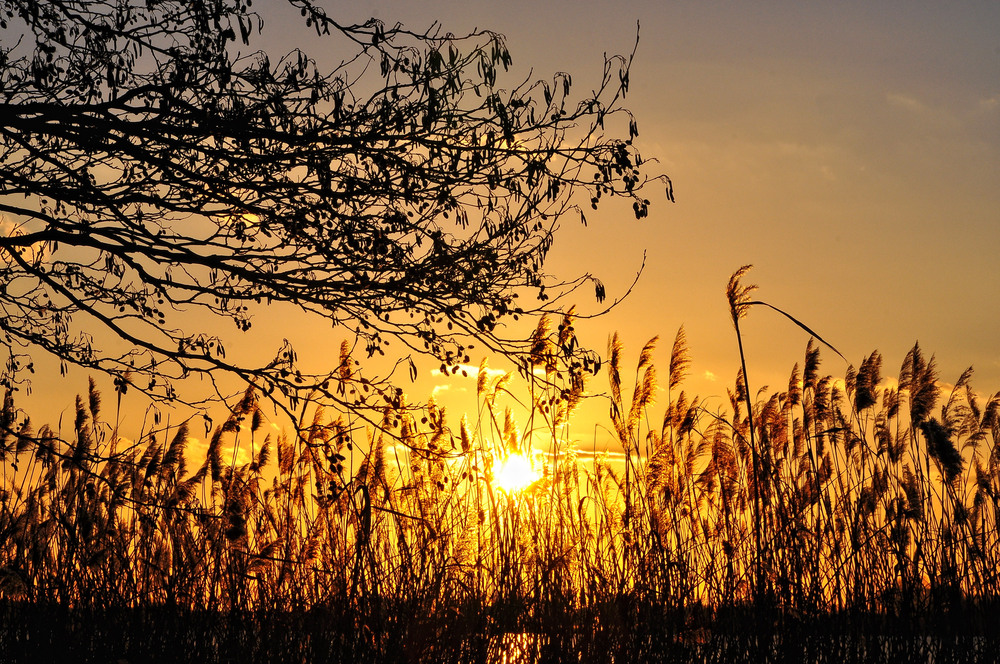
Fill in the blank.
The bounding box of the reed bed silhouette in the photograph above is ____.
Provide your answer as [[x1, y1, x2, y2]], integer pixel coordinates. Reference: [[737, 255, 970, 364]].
[[2, 298, 999, 662]]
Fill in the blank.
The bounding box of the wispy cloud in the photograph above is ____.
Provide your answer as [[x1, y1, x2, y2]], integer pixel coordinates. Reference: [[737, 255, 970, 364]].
[[186, 435, 254, 467], [885, 92, 927, 113], [884, 91, 963, 132], [432, 384, 467, 399]]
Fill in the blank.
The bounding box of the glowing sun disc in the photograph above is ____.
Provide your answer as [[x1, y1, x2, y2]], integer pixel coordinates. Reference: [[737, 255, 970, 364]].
[[495, 454, 540, 493]]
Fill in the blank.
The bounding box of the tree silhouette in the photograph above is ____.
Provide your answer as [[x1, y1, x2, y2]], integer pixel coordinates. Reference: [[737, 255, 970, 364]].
[[0, 0, 666, 411]]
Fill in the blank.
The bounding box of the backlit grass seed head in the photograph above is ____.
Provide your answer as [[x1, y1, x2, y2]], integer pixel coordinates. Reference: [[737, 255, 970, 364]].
[[558, 306, 576, 352], [608, 332, 623, 406], [920, 418, 964, 484], [804, 339, 822, 392], [900, 342, 938, 426], [460, 415, 471, 452], [854, 351, 882, 411], [339, 339, 353, 381], [489, 371, 512, 407], [88, 377, 101, 421], [726, 264, 757, 326], [786, 362, 802, 407], [277, 434, 293, 475], [901, 464, 924, 519], [15, 418, 34, 456], [162, 423, 189, 479], [984, 397, 1000, 443], [477, 357, 489, 397], [529, 315, 552, 368], [669, 326, 691, 392], [636, 336, 658, 372], [253, 435, 271, 470], [236, 385, 257, 416], [503, 407, 518, 453], [628, 337, 658, 429]]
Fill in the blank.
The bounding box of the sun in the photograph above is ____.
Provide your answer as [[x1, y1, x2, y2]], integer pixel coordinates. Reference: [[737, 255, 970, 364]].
[[494, 453, 540, 493]]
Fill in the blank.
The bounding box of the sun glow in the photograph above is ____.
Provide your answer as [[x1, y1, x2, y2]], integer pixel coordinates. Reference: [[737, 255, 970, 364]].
[[494, 453, 540, 493]]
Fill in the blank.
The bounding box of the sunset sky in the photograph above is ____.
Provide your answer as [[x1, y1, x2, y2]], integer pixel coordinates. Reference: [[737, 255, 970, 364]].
[[336, 0, 999, 434], [393, 0, 999, 409], [15, 1, 1000, 446], [6, 4, 1000, 654]]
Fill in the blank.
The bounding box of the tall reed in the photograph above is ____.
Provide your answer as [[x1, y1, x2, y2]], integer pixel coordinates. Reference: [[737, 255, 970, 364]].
[[2, 310, 998, 662]]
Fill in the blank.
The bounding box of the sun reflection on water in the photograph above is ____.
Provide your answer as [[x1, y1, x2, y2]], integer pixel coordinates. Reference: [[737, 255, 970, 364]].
[[488, 632, 535, 664]]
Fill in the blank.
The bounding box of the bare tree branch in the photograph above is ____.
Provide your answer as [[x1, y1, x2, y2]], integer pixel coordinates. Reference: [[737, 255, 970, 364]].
[[0, 0, 667, 416]]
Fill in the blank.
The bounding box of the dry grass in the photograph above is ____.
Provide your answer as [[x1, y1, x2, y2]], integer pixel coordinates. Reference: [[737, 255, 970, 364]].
[[2, 310, 999, 662]]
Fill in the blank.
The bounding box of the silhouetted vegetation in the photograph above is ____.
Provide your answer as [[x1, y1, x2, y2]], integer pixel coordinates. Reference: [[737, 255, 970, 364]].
[[2, 2, 995, 661], [0, 0, 664, 412], [2, 287, 999, 661]]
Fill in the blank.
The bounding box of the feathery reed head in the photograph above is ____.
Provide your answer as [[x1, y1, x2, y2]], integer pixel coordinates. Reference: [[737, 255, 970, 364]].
[[854, 351, 882, 411], [726, 264, 757, 326], [920, 418, 964, 484], [668, 326, 691, 392]]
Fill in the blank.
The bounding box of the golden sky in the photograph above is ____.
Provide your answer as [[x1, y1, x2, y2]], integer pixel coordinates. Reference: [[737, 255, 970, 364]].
[[330, 0, 998, 446], [403, 0, 1000, 403], [13, 1, 999, 443]]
